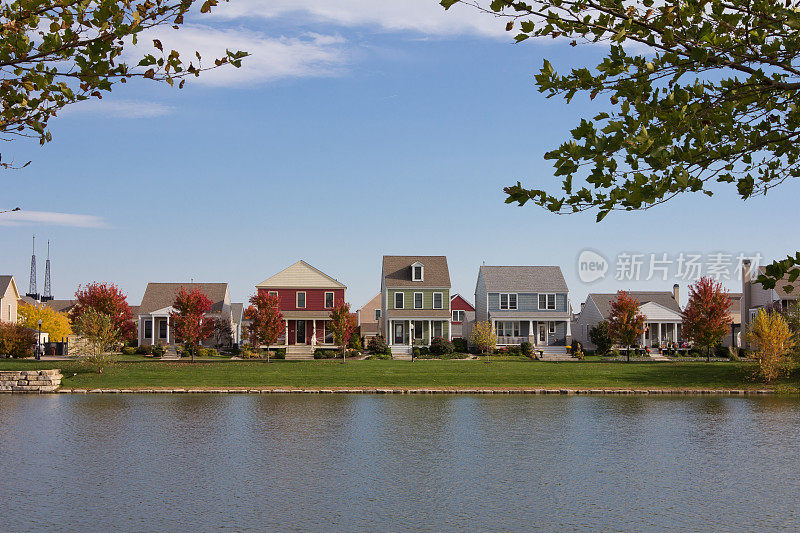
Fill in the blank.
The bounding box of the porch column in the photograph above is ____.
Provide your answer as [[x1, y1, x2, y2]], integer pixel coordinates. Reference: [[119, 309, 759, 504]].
[[658, 323, 662, 344], [165, 316, 170, 344], [312, 321, 317, 346], [284, 319, 289, 345], [408, 320, 412, 346], [388, 321, 392, 346], [566, 319, 571, 336], [428, 320, 432, 344], [641, 327, 646, 347], [138, 317, 142, 346], [149, 314, 154, 345]]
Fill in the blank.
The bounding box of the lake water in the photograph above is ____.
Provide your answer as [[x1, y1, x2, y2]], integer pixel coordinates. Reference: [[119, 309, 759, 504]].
[[1, 395, 799, 532]]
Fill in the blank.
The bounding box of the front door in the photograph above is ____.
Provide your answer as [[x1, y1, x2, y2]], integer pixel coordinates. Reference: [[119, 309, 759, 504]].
[[394, 322, 405, 345], [537, 323, 547, 345], [296, 320, 306, 344]]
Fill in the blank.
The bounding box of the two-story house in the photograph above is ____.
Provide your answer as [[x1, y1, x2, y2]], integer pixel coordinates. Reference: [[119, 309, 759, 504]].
[[356, 293, 382, 345], [0, 275, 20, 323], [450, 293, 475, 339], [741, 259, 800, 347], [381, 256, 451, 358], [256, 260, 346, 358], [474, 266, 571, 351]]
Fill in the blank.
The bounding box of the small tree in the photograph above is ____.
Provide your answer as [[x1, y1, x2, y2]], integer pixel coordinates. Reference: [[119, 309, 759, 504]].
[[328, 302, 356, 362], [589, 321, 613, 356], [72, 309, 119, 373], [682, 277, 732, 362], [245, 293, 285, 363], [211, 317, 233, 348], [470, 320, 497, 357], [18, 302, 72, 341], [0, 323, 36, 358], [72, 282, 135, 342], [367, 335, 389, 355], [747, 309, 795, 383], [608, 291, 645, 362], [171, 286, 214, 362]]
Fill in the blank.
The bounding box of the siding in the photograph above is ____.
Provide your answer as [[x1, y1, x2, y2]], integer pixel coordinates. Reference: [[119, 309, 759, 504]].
[[572, 296, 605, 349], [258, 287, 345, 312], [474, 271, 487, 322], [388, 289, 450, 311], [487, 292, 568, 312]]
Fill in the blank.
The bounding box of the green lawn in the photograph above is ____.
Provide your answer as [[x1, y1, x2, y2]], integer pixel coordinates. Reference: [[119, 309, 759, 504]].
[[1, 357, 797, 391]]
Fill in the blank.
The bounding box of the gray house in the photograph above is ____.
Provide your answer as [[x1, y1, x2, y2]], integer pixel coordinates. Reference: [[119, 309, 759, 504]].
[[474, 266, 571, 350]]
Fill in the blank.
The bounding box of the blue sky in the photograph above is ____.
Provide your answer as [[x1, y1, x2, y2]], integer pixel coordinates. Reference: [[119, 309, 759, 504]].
[[1, 0, 798, 310]]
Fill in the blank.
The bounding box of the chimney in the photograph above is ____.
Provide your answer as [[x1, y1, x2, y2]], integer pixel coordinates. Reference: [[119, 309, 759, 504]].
[[673, 284, 679, 304], [580, 302, 585, 313]]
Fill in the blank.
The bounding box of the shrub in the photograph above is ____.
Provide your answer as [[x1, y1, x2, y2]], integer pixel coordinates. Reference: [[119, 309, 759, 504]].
[[430, 336, 454, 355], [412, 347, 421, 357], [121, 346, 136, 356], [520, 341, 533, 357], [452, 338, 468, 353], [240, 347, 258, 359], [714, 344, 729, 359], [507, 345, 521, 355], [134, 345, 153, 355], [367, 335, 389, 355], [589, 321, 613, 355], [314, 348, 339, 359], [0, 323, 36, 358], [273, 348, 286, 360], [419, 346, 430, 355], [152, 343, 165, 357], [348, 335, 363, 351]]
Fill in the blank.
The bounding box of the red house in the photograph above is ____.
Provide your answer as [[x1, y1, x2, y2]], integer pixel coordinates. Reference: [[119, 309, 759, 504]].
[[256, 260, 346, 357], [450, 293, 475, 339]]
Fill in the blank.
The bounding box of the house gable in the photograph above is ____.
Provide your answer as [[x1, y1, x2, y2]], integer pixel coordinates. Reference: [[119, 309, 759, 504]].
[[639, 301, 682, 321], [256, 260, 345, 290]]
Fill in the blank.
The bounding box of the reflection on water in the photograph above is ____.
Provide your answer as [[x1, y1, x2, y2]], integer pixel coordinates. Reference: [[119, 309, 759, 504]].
[[1, 395, 799, 532]]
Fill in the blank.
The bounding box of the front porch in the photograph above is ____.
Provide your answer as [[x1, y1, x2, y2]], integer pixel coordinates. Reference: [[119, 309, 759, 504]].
[[642, 321, 682, 348], [279, 318, 338, 348], [138, 311, 174, 346], [387, 319, 451, 347], [492, 319, 571, 346]]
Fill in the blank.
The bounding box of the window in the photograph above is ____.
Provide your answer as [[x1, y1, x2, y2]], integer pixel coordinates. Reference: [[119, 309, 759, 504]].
[[412, 264, 424, 281], [395, 292, 404, 309], [413, 321, 424, 340], [374, 309, 381, 321], [433, 292, 443, 309], [324, 322, 334, 344], [499, 293, 517, 310], [433, 321, 443, 338], [144, 319, 152, 339], [549, 322, 556, 334], [296, 292, 306, 308], [414, 292, 423, 309], [324, 291, 334, 309], [268, 291, 278, 297], [159, 320, 167, 339], [496, 321, 520, 337], [539, 293, 556, 310], [452, 310, 465, 322]]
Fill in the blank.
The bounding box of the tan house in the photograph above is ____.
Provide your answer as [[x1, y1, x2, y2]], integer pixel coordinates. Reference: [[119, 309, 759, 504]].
[[0, 275, 20, 323], [357, 293, 382, 344], [137, 283, 233, 347], [741, 260, 800, 346]]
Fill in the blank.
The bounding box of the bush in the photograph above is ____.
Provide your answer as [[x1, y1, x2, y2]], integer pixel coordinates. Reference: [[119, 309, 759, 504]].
[[412, 347, 421, 357], [507, 345, 521, 355], [121, 346, 136, 356], [367, 335, 389, 355], [452, 338, 468, 353], [520, 341, 533, 357], [714, 344, 729, 358], [273, 348, 286, 359], [314, 348, 339, 359], [589, 321, 613, 355], [429, 336, 454, 355], [134, 345, 153, 355], [0, 323, 36, 358], [196, 347, 219, 358], [348, 335, 363, 351], [152, 343, 165, 357]]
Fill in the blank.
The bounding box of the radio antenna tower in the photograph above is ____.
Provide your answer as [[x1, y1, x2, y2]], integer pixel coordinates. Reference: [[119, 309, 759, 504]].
[[42, 240, 52, 301], [26, 233, 39, 300]]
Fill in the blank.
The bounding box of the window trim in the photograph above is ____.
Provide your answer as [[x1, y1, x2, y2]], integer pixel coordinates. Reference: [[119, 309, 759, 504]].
[[539, 293, 557, 310], [296, 291, 306, 309], [414, 292, 423, 309], [394, 292, 404, 309], [412, 263, 424, 282], [144, 319, 152, 339], [159, 319, 167, 339], [413, 320, 424, 340], [499, 293, 518, 310], [268, 290, 278, 298], [433, 321, 443, 339], [433, 292, 443, 310], [452, 310, 465, 323], [374, 309, 381, 321], [324, 291, 334, 309], [549, 321, 556, 334]]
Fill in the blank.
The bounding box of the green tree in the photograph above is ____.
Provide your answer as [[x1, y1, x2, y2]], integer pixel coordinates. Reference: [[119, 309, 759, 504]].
[[73, 309, 119, 373], [442, 0, 800, 290], [1, 0, 246, 168], [589, 320, 612, 356]]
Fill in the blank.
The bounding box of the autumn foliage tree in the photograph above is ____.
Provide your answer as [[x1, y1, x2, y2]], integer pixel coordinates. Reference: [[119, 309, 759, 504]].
[[747, 309, 795, 382], [470, 320, 497, 357], [608, 291, 645, 362], [245, 292, 285, 363], [328, 302, 357, 362], [71, 282, 135, 342], [682, 277, 732, 361], [171, 286, 214, 362], [18, 302, 72, 342]]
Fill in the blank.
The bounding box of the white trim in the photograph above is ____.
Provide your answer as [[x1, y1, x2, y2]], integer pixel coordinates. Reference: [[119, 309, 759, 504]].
[[414, 292, 423, 309], [411, 261, 424, 282], [548, 321, 556, 334], [452, 310, 465, 322], [374, 309, 381, 321], [539, 293, 557, 310], [499, 293, 518, 310], [395, 292, 404, 309], [296, 291, 306, 309], [324, 291, 334, 309], [433, 292, 443, 309], [268, 290, 278, 297]]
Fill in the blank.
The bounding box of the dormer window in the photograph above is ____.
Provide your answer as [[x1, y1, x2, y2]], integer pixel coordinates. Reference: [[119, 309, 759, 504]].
[[411, 261, 424, 282]]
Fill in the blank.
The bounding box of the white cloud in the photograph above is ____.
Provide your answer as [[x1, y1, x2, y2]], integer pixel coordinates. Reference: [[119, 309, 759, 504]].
[[211, 0, 508, 38], [62, 99, 175, 118], [142, 25, 348, 87], [0, 210, 108, 228]]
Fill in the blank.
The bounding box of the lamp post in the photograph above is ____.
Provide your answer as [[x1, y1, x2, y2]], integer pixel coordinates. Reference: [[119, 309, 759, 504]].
[[36, 318, 42, 360]]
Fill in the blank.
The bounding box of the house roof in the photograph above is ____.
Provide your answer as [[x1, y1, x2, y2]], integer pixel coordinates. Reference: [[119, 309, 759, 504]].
[[450, 293, 475, 311], [139, 283, 228, 315], [231, 303, 244, 325], [760, 267, 800, 299], [382, 256, 451, 288], [589, 291, 682, 319], [479, 266, 568, 293], [256, 260, 345, 289], [43, 299, 77, 314], [0, 275, 19, 299]]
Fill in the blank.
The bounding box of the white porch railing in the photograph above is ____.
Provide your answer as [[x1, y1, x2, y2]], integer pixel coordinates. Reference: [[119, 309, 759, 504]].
[[497, 336, 528, 345]]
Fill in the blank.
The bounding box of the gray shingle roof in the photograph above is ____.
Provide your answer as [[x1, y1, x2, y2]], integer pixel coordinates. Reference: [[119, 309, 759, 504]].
[[231, 303, 244, 325], [0, 275, 16, 297], [138, 283, 228, 315], [42, 299, 77, 313], [480, 266, 568, 293], [382, 256, 451, 288], [590, 291, 681, 319]]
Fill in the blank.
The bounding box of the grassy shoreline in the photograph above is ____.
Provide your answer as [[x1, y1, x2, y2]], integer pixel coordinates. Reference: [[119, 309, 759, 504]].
[[1, 358, 798, 392]]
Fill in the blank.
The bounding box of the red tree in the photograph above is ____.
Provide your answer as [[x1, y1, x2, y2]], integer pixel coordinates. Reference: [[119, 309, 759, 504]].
[[608, 291, 646, 362], [170, 286, 214, 361], [72, 282, 135, 342], [245, 292, 285, 363], [328, 302, 356, 361], [682, 277, 731, 362]]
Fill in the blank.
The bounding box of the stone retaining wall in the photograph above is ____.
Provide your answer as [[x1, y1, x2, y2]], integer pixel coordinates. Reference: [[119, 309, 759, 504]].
[[57, 387, 777, 395], [0, 369, 62, 392]]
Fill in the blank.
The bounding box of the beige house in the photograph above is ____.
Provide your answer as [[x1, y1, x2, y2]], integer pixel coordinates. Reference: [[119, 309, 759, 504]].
[[741, 260, 800, 346], [357, 293, 381, 344], [0, 275, 20, 323], [137, 283, 234, 347]]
